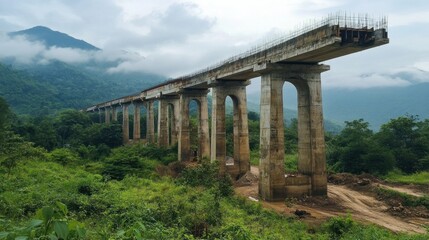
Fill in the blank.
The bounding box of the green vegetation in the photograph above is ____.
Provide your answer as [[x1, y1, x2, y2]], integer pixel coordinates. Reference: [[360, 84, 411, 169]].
[[0, 62, 165, 115], [327, 116, 429, 175], [384, 171, 429, 185], [1, 96, 429, 239], [1, 153, 427, 239], [376, 188, 429, 210]]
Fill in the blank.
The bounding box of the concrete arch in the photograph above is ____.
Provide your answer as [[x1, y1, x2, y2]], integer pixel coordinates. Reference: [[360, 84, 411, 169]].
[[178, 91, 210, 162], [211, 81, 250, 179], [259, 66, 328, 201]]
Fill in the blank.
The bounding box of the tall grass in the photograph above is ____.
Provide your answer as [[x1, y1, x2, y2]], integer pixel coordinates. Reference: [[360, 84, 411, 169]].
[[384, 170, 429, 185]]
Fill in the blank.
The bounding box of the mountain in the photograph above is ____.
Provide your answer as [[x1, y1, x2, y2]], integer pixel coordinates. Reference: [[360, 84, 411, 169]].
[[1, 26, 166, 115], [8, 26, 100, 51], [322, 84, 429, 130]]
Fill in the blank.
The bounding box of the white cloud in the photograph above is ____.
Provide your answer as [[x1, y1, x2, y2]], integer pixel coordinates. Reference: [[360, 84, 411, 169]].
[[0, 34, 45, 64], [324, 73, 411, 89], [1, 0, 429, 89]]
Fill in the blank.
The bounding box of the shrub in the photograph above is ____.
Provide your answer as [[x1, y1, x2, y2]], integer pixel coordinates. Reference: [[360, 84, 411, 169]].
[[324, 215, 356, 239], [0, 202, 86, 240], [48, 148, 79, 165]]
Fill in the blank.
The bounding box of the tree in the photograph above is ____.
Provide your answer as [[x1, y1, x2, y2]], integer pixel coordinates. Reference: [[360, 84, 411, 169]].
[[55, 109, 92, 146], [285, 118, 298, 153], [0, 97, 12, 141], [328, 119, 394, 174], [84, 123, 122, 148], [376, 115, 429, 173], [0, 131, 45, 174]]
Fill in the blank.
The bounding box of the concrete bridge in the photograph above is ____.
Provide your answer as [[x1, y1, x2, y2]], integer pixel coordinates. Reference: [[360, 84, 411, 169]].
[[87, 14, 389, 201]]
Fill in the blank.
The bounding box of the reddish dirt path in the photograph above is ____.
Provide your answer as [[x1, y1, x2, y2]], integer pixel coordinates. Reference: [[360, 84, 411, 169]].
[[234, 167, 428, 234]]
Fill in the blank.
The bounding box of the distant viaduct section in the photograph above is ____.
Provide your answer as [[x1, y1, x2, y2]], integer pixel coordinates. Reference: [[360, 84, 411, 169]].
[[86, 14, 389, 201]]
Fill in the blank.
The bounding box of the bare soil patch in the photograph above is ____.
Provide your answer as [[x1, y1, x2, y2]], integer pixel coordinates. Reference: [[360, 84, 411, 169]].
[[234, 167, 429, 234]]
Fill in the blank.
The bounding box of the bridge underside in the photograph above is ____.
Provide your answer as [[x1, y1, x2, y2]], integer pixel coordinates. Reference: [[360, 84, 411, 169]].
[[88, 18, 389, 201]]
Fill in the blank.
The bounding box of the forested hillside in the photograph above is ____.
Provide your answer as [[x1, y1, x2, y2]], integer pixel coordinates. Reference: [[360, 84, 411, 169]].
[[0, 62, 165, 115]]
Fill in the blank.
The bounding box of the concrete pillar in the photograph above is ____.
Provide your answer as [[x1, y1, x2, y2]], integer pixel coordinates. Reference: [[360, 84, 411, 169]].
[[104, 108, 110, 124], [178, 95, 190, 161], [259, 64, 329, 200], [112, 107, 118, 122], [237, 88, 250, 177], [158, 99, 169, 147], [211, 81, 250, 177], [259, 74, 286, 201], [211, 86, 226, 173], [122, 104, 129, 144], [133, 102, 141, 141], [199, 96, 210, 160], [297, 73, 327, 196], [169, 99, 180, 146], [98, 110, 102, 123], [144, 101, 155, 144]]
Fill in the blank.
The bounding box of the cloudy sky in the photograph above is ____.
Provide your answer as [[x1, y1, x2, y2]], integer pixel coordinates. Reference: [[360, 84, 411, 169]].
[[1, 0, 429, 91]]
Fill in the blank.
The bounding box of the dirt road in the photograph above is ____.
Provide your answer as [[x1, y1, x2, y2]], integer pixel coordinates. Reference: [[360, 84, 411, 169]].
[[235, 167, 428, 234]]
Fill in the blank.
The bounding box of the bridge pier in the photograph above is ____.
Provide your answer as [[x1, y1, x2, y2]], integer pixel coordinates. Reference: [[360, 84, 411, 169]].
[[158, 99, 169, 147], [104, 108, 111, 124], [211, 80, 250, 179], [178, 90, 210, 161], [259, 64, 328, 201], [112, 107, 117, 122], [167, 98, 180, 147], [122, 104, 129, 144], [143, 101, 155, 144], [133, 102, 141, 141]]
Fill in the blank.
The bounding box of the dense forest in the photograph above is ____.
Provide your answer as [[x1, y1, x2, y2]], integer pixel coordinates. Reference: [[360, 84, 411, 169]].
[[1, 96, 429, 239], [0, 62, 165, 115]]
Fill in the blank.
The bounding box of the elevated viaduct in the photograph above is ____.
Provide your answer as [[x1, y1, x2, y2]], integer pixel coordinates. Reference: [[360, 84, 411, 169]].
[[87, 14, 389, 201]]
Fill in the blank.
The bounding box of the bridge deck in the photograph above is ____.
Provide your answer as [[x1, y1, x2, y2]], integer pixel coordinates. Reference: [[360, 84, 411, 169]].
[[87, 20, 388, 111]]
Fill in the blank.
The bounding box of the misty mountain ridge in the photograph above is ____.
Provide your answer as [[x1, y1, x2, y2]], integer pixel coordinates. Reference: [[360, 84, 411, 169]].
[[8, 26, 100, 51], [1, 26, 166, 115]]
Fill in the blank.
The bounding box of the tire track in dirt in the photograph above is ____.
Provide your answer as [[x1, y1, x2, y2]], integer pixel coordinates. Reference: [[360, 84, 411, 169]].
[[234, 167, 428, 234], [328, 184, 426, 233]]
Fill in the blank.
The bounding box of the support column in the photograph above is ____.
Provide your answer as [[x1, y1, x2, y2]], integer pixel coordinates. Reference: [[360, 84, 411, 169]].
[[144, 101, 155, 144], [211, 86, 226, 174], [170, 99, 180, 146], [133, 102, 141, 141], [158, 99, 169, 147], [199, 96, 210, 160], [122, 104, 129, 144], [258, 63, 329, 200], [299, 74, 327, 195], [105, 108, 110, 124], [211, 81, 250, 177], [112, 107, 117, 122], [235, 86, 250, 176], [178, 96, 190, 161], [259, 74, 286, 201], [98, 109, 102, 123]]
